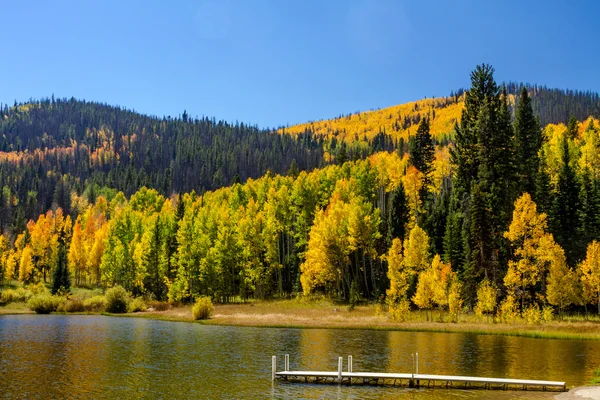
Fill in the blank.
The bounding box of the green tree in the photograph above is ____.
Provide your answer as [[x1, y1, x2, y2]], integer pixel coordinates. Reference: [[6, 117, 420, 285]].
[[386, 182, 409, 246], [514, 87, 542, 195], [550, 135, 582, 265], [409, 117, 435, 186], [52, 243, 70, 294]]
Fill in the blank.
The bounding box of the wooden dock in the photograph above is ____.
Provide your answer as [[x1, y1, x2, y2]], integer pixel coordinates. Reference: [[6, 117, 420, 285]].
[[271, 354, 566, 392]]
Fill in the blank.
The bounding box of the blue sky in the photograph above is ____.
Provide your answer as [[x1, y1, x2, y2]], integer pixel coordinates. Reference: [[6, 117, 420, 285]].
[[1, 0, 599, 128]]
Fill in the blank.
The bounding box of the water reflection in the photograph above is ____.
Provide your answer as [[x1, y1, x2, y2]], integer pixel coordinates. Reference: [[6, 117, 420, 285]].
[[0, 315, 595, 399]]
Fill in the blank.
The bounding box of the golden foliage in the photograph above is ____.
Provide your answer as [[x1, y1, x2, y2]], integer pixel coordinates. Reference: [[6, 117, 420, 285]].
[[278, 96, 463, 143], [475, 279, 497, 317]]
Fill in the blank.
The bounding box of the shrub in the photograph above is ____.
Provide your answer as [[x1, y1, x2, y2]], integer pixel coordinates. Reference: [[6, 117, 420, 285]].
[[523, 304, 541, 324], [542, 306, 554, 323], [1, 288, 33, 304], [128, 297, 147, 313], [28, 282, 49, 296], [388, 299, 411, 322], [192, 296, 213, 320], [28, 294, 63, 314], [65, 297, 85, 313], [105, 286, 129, 313], [497, 295, 519, 324], [83, 295, 106, 312]]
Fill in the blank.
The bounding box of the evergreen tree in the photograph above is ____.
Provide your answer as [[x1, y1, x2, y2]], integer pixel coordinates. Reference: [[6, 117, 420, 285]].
[[566, 115, 579, 139], [534, 157, 552, 215], [51, 243, 70, 295], [580, 169, 600, 243], [514, 86, 542, 195], [387, 182, 410, 245], [550, 135, 582, 265], [409, 117, 435, 185], [450, 65, 516, 297]]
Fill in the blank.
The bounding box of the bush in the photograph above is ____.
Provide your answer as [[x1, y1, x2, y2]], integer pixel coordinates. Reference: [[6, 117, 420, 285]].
[[542, 306, 554, 323], [28, 294, 64, 314], [83, 296, 106, 312], [105, 286, 129, 313], [1, 288, 33, 304], [192, 296, 213, 320], [497, 295, 519, 324], [65, 297, 85, 313], [523, 304, 541, 324], [128, 297, 147, 313], [388, 299, 411, 322], [28, 282, 49, 296]]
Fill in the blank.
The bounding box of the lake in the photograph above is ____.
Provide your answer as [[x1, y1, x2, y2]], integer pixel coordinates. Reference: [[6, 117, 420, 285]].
[[0, 315, 595, 399]]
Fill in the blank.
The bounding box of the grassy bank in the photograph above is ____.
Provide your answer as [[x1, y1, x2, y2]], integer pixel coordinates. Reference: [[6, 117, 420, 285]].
[[3, 283, 600, 340], [94, 299, 600, 341]]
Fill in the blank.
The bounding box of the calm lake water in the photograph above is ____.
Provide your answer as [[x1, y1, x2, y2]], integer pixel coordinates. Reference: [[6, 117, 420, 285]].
[[0, 315, 595, 399]]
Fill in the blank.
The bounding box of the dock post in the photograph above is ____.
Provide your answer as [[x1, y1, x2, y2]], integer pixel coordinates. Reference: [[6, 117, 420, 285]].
[[416, 352, 419, 374], [285, 354, 289, 372], [409, 353, 415, 388], [338, 357, 343, 384], [416, 352, 419, 387], [348, 355, 352, 373], [272, 355, 277, 382]]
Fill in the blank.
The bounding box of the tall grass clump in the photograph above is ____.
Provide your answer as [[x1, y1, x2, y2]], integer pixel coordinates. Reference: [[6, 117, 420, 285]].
[[192, 296, 213, 320], [64, 297, 85, 313], [83, 295, 106, 312], [105, 286, 129, 313], [28, 294, 64, 314]]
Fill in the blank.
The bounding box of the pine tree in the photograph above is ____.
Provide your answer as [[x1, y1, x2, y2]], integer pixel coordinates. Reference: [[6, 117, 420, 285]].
[[566, 115, 579, 139], [550, 135, 582, 265], [514, 87, 542, 195], [387, 182, 410, 245], [534, 157, 552, 215], [409, 117, 435, 185], [580, 169, 600, 243], [52, 243, 70, 295]]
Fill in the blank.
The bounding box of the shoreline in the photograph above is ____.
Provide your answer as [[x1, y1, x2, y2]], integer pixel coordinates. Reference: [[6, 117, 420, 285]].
[[3, 301, 600, 341]]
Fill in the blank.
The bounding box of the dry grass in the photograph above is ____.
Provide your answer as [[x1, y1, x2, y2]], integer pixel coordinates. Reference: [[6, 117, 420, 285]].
[[4, 292, 600, 341]]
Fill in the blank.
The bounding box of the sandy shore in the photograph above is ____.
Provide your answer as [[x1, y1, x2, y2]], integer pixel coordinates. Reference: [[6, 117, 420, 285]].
[[556, 387, 600, 400]]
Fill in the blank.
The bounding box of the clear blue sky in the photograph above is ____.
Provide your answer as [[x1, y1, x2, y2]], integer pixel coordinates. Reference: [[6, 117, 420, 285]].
[[1, 0, 599, 128]]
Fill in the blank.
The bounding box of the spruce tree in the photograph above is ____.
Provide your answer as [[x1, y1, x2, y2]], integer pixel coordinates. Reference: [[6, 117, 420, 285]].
[[51, 243, 70, 295], [514, 86, 542, 195], [409, 117, 435, 185], [580, 169, 600, 243], [566, 115, 579, 139], [534, 159, 552, 215], [550, 135, 582, 265], [449, 65, 517, 298], [387, 182, 410, 245]]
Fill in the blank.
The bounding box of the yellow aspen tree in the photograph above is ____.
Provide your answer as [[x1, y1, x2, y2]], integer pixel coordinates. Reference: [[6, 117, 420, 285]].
[[19, 246, 34, 283], [403, 224, 430, 272], [385, 238, 407, 303], [87, 223, 108, 286], [474, 279, 497, 321], [402, 165, 424, 225], [580, 241, 600, 313], [447, 276, 463, 322], [412, 256, 449, 321], [430, 254, 452, 309], [504, 193, 559, 307], [68, 218, 87, 286], [5, 250, 17, 282]]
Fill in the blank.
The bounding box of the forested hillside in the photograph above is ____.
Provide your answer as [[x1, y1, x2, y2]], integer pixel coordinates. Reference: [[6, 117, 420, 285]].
[[0, 98, 326, 230], [2, 65, 600, 319]]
